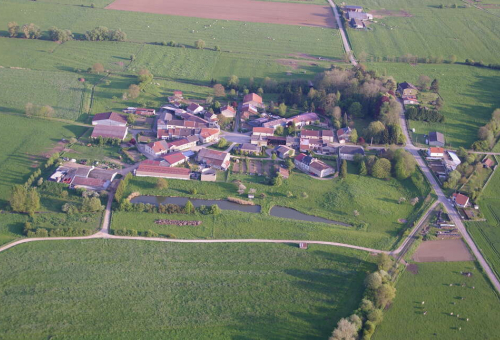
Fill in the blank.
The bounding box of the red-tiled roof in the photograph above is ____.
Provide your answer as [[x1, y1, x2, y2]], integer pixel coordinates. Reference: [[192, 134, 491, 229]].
[[148, 140, 168, 153], [295, 153, 307, 162], [253, 127, 274, 134], [92, 112, 127, 124], [429, 147, 444, 154], [221, 105, 235, 113], [453, 193, 469, 206], [163, 152, 187, 165], [137, 162, 190, 175], [301, 130, 320, 138], [200, 128, 219, 138], [243, 93, 262, 104]]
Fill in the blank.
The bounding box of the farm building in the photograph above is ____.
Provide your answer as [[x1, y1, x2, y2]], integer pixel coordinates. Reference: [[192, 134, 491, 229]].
[[428, 147, 444, 157], [344, 5, 363, 12], [92, 112, 127, 126], [187, 103, 204, 115], [91, 125, 128, 140], [162, 152, 188, 167], [199, 128, 220, 143], [294, 153, 334, 178], [145, 140, 169, 157], [135, 108, 156, 116], [397, 82, 418, 97], [337, 127, 352, 144], [253, 127, 274, 137], [275, 145, 295, 159], [240, 143, 260, 155], [135, 160, 191, 180], [220, 105, 236, 118], [250, 134, 269, 147], [428, 131, 445, 147], [290, 112, 319, 127], [197, 148, 231, 170], [338, 146, 365, 161], [166, 135, 198, 152], [350, 18, 364, 29], [452, 192, 469, 208], [243, 93, 263, 108]]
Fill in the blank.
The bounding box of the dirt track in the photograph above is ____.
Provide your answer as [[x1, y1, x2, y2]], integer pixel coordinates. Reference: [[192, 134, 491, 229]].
[[412, 239, 474, 263], [106, 0, 336, 28]]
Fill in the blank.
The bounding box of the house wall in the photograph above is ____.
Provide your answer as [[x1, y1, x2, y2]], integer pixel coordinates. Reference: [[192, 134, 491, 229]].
[[92, 119, 126, 127]]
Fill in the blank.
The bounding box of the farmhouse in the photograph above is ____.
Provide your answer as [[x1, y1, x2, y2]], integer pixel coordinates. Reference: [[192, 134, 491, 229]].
[[482, 158, 495, 168], [92, 112, 127, 126], [338, 145, 365, 161], [91, 125, 128, 140], [135, 160, 191, 180], [71, 176, 108, 191], [301, 129, 320, 139], [162, 152, 188, 167], [428, 131, 445, 147], [61, 165, 117, 191], [197, 148, 231, 170], [397, 82, 418, 97], [337, 127, 352, 144], [275, 145, 295, 159], [250, 134, 269, 147], [220, 105, 236, 118], [199, 128, 220, 143], [157, 128, 195, 140], [350, 18, 364, 29], [145, 140, 169, 156], [240, 143, 260, 155], [166, 135, 198, 152], [180, 112, 210, 125], [253, 127, 274, 137], [452, 192, 470, 208], [262, 118, 287, 129], [243, 93, 263, 108], [187, 103, 204, 115], [204, 111, 218, 122], [428, 147, 444, 158], [322, 130, 334, 143], [294, 153, 334, 178], [348, 11, 372, 20], [290, 112, 319, 127]]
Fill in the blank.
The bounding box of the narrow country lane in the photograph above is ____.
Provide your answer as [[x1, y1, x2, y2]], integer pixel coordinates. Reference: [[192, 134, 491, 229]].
[[327, 0, 357, 66]]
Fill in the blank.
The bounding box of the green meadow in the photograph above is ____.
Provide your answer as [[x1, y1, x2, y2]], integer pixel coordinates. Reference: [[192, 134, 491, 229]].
[[347, 0, 500, 65], [367, 63, 500, 148], [0, 240, 374, 339], [373, 261, 500, 340]]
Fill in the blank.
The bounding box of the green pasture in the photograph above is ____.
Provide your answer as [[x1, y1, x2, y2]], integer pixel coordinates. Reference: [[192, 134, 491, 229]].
[[367, 63, 500, 148], [347, 0, 500, 65], [0, 214, 26, 246], [0, 114, 87, 208], [373, 261, 500, 340], [111, 211, 390, 249], [0, 240, 374, 339], [0, 68, 85, 120], [124, 169, 430, 250]]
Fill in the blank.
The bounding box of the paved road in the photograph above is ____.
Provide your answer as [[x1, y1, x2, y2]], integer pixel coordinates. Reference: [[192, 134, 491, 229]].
[[398, 111, 500, 292], [327, 0, 357, 66], [221, 130, 251, 144]]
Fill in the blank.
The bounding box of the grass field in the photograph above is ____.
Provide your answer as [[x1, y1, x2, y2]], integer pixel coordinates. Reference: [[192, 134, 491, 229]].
[[123, 169, 430, 249], [347, 0, 500, 65], [367, 63, 500, 148], [373, 261, 500, 340], [0, 68, 85, 120], [0, 214, 27, 245], [0, 240, 374, 339], [466, 166, 500, 280], [0, 114, 87, 208]]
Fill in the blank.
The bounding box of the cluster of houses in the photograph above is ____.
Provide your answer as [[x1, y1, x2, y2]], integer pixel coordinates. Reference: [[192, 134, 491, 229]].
[[49, 163, 118, 191], [344, 5, 373, 29]]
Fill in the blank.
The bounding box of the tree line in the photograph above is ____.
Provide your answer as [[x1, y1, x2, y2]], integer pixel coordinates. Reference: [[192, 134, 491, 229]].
[[7, 22, 126, 42], [471, 109, 500, 151]]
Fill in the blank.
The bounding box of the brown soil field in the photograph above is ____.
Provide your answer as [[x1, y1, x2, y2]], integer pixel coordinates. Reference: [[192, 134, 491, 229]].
[[106, 0, 336, 28], [412, 239, 474, 263]]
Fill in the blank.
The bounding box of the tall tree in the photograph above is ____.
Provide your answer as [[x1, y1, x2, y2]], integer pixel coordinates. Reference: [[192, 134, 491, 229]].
[[339, 160, 348, 179], [213, 84, 225, 97], [350, 129, 358, 144], [372, 158, 392, 179], [25, 188, 40, 216], [430, 78, 439, 93], [9, 185, 27, 212], [359, 160, 367, 176], [7, 21, 19, 38]]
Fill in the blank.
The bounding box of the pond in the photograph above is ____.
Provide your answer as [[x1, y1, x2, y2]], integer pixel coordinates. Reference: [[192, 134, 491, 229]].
[[269, 206, 350, 226], [130, 196, 261, 213]]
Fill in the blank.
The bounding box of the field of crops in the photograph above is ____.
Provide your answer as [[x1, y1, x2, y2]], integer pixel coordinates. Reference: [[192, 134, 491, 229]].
[[0, 114, 87, 208], [367, 63, 500, 148], [0, 240, 374, 339], [347, 0, 500, 65], [373, 261, 500, 340], [0, 68, 85, 120]]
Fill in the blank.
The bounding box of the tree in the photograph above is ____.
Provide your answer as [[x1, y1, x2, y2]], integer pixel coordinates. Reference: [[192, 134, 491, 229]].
[[365, 272, 382, 290], [109, 29, 127, 41], [210, 204, 221, 215], [48, 27, 73, 42], [25, 188, 40, 216], [417, 74, 431, 90], [377, 253, 393, 271], [22, 23, 41, 39], [449, 55, 457, 64], [37, 177, 44, 187], [195, 39, 206, 49], [285, 157, 295, 170], [9, 185, 27, 212], [185, 200, 194, 214], [333, 106, 342, 121], [82, 196, 104, 212], [410, 197, 419, 206], [367, 309, 384, 325], [435, 97, 444, 110], [127, 84, 141, 99], [85, 26, 110, 41], [353, 210, 360, 217], [138, 69, 153, 84], [372, 158, 392, 179], [217, 137, 228, 149], [348, 102, 363, 117], [349, 314, 362, 331], [271, 153, 277, 160], [374, 283, 396, 309], [329, 318, 357, 340], [275, 125, 284, 136], [227, 75, 239, 88], [366, 121, 385, 144], [92, 63, 105, 74], [278, 103, 287, 116], [156, 178, 169, 190], [360, 299, 374, 313], [7, 21, 19, 38], [272, 173, 283, 186], [359, 160, 367, 176], [213, 84, 225, 97], [350, 129, 358, 144], [393, 149, 416, 179], [127, 114, 136, 125], [340, 160, 348, 179], [430, 79, 439, 93], [25, 103, 35, 117]]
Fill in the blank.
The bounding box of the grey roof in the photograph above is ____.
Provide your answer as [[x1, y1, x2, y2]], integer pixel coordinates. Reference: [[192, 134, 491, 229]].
[[345, 5, 363, 9], [398, 82, 417, 90], [428, 131, 445, 143], [348, 12, 369, 20], [339, 146, 365, 155]]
